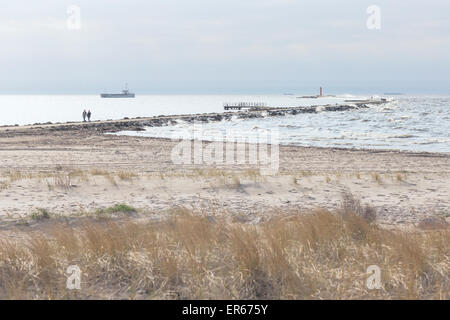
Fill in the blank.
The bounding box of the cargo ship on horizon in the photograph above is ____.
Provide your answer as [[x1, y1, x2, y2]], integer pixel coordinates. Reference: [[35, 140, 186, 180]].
[[101, 85, 135, 98]]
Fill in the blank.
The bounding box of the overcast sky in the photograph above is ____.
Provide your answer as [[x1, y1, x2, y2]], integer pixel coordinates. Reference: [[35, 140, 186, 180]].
[[1, 0, 450, 94]]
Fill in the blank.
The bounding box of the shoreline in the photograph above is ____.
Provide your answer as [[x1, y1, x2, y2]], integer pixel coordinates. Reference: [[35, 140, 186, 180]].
[[1, 119, 448, 157], [128, 136, 450, 158]]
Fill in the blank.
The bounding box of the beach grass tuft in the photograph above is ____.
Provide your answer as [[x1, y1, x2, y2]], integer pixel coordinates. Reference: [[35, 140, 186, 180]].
[[95, 203, 137, 215], [371, 172, 383, 184], [30, 208, 51, 221]]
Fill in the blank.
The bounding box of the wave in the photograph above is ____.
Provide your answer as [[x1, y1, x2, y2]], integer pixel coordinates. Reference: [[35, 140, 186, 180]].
[[279, 124, 301, 128], [387, 134, 417, 139]]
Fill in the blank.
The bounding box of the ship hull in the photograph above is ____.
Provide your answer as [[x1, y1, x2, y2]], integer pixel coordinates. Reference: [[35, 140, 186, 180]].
[[101, 93, 135, 98]]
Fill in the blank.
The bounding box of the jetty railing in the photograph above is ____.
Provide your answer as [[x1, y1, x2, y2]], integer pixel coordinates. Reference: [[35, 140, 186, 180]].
[[223, 102, 268, 110]]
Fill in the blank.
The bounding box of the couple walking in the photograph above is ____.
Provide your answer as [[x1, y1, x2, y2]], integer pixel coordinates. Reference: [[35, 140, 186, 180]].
[[82, 109, 92, 122]]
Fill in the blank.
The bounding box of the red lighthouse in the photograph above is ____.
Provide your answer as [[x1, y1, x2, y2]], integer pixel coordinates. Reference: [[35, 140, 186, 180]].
[[320, 87, 323, 97]]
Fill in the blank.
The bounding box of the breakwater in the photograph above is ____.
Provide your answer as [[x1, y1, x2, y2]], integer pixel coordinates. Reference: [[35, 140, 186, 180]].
[[0, 101, 386, 135]]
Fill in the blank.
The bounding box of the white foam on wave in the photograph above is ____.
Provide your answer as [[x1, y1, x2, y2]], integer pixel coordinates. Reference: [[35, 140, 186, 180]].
[[387, 134, 417, 139]]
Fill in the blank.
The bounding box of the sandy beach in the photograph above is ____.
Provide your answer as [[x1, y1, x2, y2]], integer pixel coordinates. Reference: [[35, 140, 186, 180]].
[[1, 120, 449, 228]]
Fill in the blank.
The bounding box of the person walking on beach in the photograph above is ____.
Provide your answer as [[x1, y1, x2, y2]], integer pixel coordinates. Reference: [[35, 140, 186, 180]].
[[87, 110, 91, 122], [82, 109, 87, 122]]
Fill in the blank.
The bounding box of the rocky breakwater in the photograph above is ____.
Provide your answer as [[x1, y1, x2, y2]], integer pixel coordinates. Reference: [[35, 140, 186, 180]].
[[0, 100, 384, 136]]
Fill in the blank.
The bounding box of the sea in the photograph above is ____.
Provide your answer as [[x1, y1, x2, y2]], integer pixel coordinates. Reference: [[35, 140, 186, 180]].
[[0, 94, 449, 153]]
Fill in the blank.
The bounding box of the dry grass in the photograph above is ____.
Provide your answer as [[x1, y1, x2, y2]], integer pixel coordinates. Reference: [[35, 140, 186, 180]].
[[1, 168, 143, 187], [90, 168, 110, 176], [152, 169, 267, 187], [53, 172, 72, 189], [0, 181, 10, 190], [68, 169, 90, 183], [3, 170, 34, 182], [117, 171, 138, 181], [341, 192, 377, 224], [0, 205, 447, 300], [371, 172, 383, 184], [1, 168, 418, 191]]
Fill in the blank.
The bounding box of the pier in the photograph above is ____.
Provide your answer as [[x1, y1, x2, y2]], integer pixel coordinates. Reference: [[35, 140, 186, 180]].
[[223, 102, 268, 110], [344, 98, 387, 105]]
